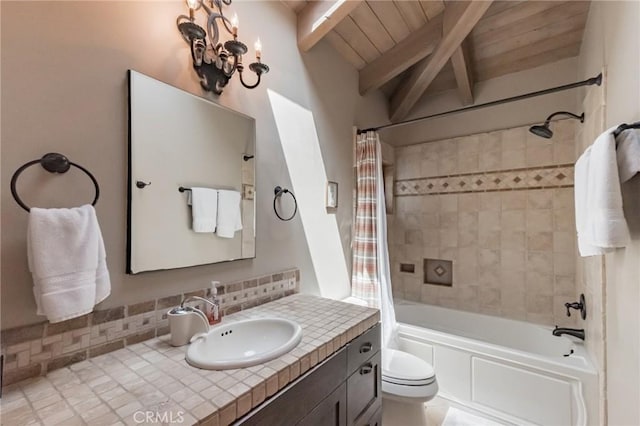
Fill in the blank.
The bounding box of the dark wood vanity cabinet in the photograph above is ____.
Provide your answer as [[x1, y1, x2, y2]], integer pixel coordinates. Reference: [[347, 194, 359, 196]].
[[237, 323, 381, 426]]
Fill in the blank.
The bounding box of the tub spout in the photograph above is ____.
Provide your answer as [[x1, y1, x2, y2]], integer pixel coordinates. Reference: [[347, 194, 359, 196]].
[[552, 326, 585, 341]]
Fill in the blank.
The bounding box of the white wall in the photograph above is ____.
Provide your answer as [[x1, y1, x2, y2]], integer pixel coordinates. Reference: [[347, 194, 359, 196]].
[[383, 57, 580, 146], [577, 2, 640, 425], [0, 1, 388, 329]]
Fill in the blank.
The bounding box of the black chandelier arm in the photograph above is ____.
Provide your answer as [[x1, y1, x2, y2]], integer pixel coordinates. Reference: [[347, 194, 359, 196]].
[[206, 13, 225, 47], [203, 1, 233, 39], [238, 68, 261, 89], [219, 16, 233, 35]]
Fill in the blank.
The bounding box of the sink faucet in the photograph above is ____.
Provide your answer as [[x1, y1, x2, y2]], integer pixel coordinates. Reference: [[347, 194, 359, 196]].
[[552, 326, 585, 341], [167, 296, 215, 346]]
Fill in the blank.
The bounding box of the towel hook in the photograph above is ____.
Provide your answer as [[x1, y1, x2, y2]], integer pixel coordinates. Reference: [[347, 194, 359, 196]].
[[10, 153, 100, 212]]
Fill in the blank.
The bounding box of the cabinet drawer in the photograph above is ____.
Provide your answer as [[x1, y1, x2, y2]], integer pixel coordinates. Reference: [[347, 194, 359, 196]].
[[357, 406, 381, 426], [298, 383, 346, 426], [347, 350, 381, 425], [347, 324, 381, 376]]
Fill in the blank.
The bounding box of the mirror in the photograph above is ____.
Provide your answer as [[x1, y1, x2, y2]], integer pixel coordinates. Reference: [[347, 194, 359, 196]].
[[127, 70, 255, 273]]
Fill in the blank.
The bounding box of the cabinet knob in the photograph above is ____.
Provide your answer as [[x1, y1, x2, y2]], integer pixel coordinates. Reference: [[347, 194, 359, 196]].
[[360, 363, 373, 375], [359, 342, 373, 353]]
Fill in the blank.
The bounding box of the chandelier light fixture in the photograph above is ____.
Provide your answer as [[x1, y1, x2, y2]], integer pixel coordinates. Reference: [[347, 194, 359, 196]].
[[177, 0, 269, 95]]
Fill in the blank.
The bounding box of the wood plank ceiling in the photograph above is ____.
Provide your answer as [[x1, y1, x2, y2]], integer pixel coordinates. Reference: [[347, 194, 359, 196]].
[[284, 0, 591, 121]]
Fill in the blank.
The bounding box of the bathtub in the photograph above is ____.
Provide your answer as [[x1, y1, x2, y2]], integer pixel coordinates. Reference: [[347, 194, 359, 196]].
[[394, 300, 598, 426]]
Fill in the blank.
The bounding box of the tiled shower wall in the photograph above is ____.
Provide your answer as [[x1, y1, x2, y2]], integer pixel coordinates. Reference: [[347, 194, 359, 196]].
[[389, 121, 579, 326]]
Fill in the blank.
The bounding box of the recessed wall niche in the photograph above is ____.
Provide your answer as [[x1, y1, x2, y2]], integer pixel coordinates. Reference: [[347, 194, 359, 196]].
[[424, 258, 453, 286], [400, 263, 415, 273]]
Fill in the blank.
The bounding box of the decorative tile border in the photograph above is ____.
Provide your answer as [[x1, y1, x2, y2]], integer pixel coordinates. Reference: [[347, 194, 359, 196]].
[[395, 164, 574, 196], [0, 268, 300, 387]]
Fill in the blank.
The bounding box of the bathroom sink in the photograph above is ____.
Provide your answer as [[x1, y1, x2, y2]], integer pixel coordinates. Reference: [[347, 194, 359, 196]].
[[186, 318, 303, 370]]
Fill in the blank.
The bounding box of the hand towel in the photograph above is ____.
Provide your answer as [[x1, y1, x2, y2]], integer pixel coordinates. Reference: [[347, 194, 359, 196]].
[[28, 205, 111, 323], [615, 128, 640, 183], [187, 187, 218, 233], [216, 190, 243, 238], [575, 127, 630, 256], [574, 147, 605, 256]]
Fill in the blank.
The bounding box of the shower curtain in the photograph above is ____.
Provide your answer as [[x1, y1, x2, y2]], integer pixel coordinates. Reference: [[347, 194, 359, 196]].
[[352, 131, 398, 348]]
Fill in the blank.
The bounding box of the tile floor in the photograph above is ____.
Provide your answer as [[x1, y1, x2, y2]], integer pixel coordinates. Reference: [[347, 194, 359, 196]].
[[382, 396, 510, 426]]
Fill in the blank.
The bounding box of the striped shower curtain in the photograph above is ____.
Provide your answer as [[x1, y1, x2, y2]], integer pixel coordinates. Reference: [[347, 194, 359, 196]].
[[352, 131, 398, 348], [351, 131, 381, 308]]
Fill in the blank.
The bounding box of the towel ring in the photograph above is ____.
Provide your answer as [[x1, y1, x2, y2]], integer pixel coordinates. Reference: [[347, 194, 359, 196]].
[[10, 153, 100, 212], [273, 186, 297, 221]]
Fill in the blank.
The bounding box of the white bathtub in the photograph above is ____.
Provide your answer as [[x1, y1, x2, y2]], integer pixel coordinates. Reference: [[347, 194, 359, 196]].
[[394, 300, 598, 426]]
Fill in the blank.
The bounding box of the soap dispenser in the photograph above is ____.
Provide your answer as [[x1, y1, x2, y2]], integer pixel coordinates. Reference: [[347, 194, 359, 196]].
[[206, 281, 222, 325]]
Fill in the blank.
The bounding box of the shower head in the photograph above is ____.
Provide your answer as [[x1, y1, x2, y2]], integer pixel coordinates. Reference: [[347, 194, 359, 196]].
[[529, 111, 584, 139], [529, 124, 554, 139]]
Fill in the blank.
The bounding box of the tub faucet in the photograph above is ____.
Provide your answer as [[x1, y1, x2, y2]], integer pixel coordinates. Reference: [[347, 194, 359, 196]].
[[552, 326, 585, 341]]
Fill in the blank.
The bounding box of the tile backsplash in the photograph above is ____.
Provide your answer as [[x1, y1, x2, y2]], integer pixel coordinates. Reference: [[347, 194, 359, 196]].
[[0, 269, 300, 387], [389, 121, 578, 326]]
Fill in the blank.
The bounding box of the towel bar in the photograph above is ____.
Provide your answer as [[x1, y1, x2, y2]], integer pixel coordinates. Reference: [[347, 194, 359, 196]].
[[10, 153, 100, 212], [613, 121, 640, 138]]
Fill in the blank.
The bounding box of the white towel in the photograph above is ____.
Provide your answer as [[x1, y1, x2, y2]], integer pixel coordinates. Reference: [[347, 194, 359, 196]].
[[616, 128, 640, 183], [575, 127, 630, 256], [187, 187, 218, 233], [28, 205, 111, 323], [575, 147, 604, 256], [216, 190, 242, 238]]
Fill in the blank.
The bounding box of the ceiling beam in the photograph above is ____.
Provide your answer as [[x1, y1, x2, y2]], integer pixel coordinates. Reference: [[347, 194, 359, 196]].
[[450, 39, 474, 105], [358, 14, 443, 95], [297, 0, 364, 52], [389, 1, 493, 121]]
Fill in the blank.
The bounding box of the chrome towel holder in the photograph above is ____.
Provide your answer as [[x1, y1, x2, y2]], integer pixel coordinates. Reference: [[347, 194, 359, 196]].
[[10, 152, 100, 212]]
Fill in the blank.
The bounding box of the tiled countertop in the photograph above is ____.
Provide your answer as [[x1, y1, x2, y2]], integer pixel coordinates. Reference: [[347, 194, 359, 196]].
[[0, 295, 379, 426]]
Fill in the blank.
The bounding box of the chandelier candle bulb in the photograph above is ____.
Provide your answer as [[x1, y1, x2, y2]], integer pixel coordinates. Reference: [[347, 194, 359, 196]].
[[255, 38, 262, 61], [186, 0, 198, 20], [231, 13, 238, 37]]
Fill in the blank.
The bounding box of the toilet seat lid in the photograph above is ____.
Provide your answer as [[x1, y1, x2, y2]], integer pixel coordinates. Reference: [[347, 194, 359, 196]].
[[382, 348, 435, 384]]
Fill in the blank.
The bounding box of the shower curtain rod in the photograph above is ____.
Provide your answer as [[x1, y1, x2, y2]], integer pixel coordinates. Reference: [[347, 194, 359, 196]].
[[358, 73, 603, 134]]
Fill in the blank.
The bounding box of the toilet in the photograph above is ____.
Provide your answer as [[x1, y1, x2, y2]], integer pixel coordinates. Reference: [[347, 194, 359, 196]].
[[340, 297, 438, 409], [382, 348, 438, 403], [381, 348, 438, 425]]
